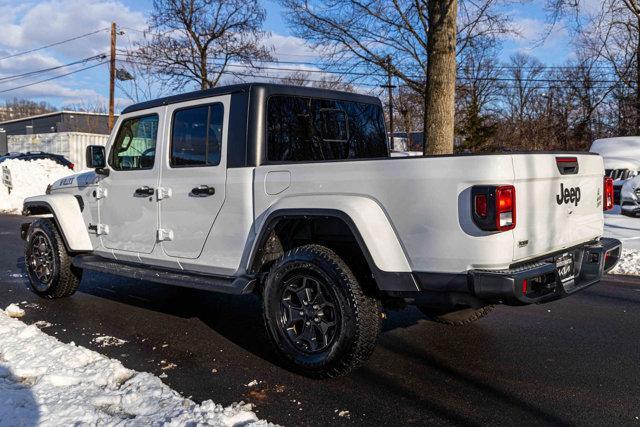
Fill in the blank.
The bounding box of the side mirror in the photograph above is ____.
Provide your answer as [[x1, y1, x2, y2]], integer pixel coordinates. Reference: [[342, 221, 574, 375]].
[[86, 145, 108, 175]]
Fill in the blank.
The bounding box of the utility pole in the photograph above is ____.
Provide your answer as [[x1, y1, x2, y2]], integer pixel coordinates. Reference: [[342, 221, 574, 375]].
[[381, 56, 397, 150], [108, 22, 116, 133]]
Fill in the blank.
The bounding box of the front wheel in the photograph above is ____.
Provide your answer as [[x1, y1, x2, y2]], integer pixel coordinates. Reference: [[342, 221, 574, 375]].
[[262, 244, 382, 378], [25, 219, 82, 299]]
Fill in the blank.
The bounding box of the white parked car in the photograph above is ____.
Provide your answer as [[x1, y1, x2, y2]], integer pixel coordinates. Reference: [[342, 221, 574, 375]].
[[21, 84, 621, 377], [590, 136, 640, 214]]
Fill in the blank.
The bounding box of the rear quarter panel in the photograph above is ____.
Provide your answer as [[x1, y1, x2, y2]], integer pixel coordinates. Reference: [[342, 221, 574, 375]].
[[254, 155, 517, 274]]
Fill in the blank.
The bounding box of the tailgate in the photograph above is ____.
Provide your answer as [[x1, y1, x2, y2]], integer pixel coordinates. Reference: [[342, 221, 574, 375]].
[[512, 154, 604, 262]]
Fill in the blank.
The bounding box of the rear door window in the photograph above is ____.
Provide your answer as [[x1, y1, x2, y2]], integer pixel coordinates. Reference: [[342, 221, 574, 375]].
[[267, 96, 388, 162], [170, 103, 223, 167]]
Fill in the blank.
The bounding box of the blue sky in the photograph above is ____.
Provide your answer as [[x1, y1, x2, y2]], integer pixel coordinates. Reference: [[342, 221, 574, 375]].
[[0, 0, 577, 110]]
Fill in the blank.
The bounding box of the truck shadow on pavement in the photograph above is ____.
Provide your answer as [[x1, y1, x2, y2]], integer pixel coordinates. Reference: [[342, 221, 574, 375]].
[[10, 261, 574, 425]]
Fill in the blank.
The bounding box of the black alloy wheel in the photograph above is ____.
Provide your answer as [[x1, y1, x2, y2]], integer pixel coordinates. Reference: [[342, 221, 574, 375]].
[[279, 273, 340, 353], [28, 231, 55, 292], [263, 244, 382, 378]]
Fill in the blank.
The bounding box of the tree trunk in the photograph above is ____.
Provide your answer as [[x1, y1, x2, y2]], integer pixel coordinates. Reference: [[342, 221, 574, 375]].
[[200, 49, 209, 90], [424, 0, 458, 155]]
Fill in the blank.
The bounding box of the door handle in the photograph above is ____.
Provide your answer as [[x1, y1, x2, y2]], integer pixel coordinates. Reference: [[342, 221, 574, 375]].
[[191, 185, 215, 196], [134, 186, 155, 197]]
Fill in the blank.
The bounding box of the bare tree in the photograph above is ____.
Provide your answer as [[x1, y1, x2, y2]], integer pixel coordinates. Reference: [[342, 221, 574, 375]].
[[455, 44, 501, 152], [274, 71, 354, 91], [280, 0, 513, 154], [0, 98, 56, 121], [395, 86, 424, 136], [115, 58, 172, 103], [547, 0, 640, 133], [130, 0, 273, 91]]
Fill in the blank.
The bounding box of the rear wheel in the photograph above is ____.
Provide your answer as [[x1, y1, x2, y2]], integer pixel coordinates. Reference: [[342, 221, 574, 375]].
[[25, 219, 81, 299], [418, 305, 494, 326], [262, 244, 381, 378]]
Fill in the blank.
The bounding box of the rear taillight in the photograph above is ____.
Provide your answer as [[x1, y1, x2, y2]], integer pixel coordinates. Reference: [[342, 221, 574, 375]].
[[496, 186, 516, 230], [69, 163, 75, 170], [471, 185, 516, 232], [604, 177, 614, 211]]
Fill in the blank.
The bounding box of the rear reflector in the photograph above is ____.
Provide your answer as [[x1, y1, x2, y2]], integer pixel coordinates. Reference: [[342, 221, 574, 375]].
[[471, 185, 516, 232], [475, 194, 488, 217], [604, 177, 614, 211]]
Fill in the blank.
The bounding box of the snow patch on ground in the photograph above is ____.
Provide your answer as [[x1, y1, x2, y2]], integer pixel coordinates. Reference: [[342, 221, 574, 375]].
[[0, 309, 271, 426], [92, 336, 127, 348], [604, 208, 640, 275], [33, 320, 53, 329], [4, 304, 24, 318], [608, 249, 640, 276], [604, 206, 640, 251], [0, 159, 73, 214]]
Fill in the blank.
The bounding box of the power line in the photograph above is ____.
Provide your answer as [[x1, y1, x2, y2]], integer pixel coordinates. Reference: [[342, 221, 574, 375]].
[[115, 57, 381, 87], [0, 61, 108, 94], [0, 54, 107, 85], [0, 28, 109, 62], [118, 45, 624, 72], [117, 54, 623, 85]]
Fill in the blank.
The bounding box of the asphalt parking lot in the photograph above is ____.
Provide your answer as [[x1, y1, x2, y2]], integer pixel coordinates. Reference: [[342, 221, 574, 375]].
[[1, 213, 639, 425]]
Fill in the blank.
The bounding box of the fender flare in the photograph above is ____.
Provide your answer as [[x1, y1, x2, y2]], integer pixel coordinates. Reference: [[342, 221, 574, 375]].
[[249, 195, 418, 292], [23, 194, 93, 252]]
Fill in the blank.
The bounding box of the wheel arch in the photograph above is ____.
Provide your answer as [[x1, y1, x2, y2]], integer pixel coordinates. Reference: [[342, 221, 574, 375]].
[[22, 194, 92, 252], [248, 206, 418, 293]]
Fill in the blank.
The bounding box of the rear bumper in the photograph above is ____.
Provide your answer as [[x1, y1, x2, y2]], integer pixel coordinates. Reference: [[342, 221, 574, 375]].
[[469, 238, 622, 305]]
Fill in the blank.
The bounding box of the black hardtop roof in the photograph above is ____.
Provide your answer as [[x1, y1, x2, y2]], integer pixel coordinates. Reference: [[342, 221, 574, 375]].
[[121, 83, 381, 114]]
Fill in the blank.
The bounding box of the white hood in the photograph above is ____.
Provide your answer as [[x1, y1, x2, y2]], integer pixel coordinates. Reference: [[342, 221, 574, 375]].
[[590, 137, 640, 163]]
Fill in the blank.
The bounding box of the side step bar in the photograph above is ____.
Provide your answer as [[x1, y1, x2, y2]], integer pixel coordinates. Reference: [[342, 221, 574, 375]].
[[72, 255, 255, 295]]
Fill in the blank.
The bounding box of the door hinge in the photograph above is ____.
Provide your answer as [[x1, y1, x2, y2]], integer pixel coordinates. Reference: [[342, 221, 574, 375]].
[[89, 223, 109, 235], [94, 187, 108, 199], [157, 229, 174, 241], [157, 187, 172, 200]]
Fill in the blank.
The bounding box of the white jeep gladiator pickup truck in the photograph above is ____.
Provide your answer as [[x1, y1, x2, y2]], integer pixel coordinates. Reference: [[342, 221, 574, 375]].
[[21, 83, 621, 377]]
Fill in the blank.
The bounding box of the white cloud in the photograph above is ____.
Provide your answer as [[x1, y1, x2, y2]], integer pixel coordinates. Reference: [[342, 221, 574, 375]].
[[11, 0, 146, 58], [0, 0, 147, 105], [502, 16, 571, 62], [267, 33, 321, 60], [0, 53, 62, 75], [3, 80, 100, 100]]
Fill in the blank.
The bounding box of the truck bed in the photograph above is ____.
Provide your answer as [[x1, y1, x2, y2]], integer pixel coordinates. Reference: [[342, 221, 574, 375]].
[[254, 153, 604, 274]]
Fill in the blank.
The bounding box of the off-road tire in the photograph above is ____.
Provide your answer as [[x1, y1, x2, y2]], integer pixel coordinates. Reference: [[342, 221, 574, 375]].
[[262, 244, 382, 378], [418, 305, 494, 326], [25, 219, 82, 299]]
